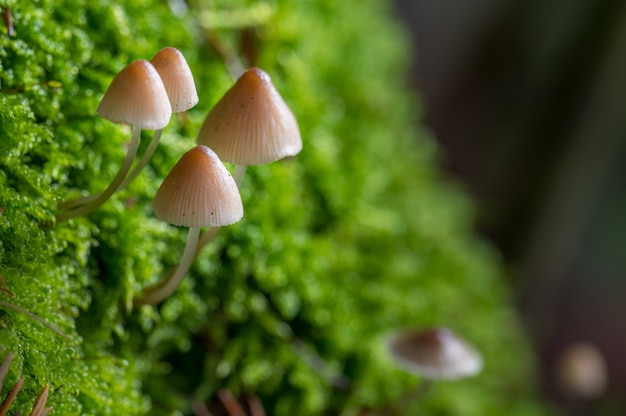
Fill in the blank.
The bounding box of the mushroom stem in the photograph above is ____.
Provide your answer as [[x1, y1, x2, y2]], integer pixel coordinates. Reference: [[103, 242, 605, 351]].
[[119, 128, 163, 189], [135, 226, 201, 306], [56, 126, 142, 223], [233, 164, 247, 187], [194, 226, 219, 258], [59, 129, 163, 211]]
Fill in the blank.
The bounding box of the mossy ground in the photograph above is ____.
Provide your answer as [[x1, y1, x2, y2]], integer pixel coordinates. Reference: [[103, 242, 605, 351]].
[[0, 0, 551, 415]]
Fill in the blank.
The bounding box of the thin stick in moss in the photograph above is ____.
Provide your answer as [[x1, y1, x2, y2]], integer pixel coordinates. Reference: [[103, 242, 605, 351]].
[[0, 274, 12, 298], [0, 377, 23, 415], [135, 146, 243, 306], [2, 7, 14, 37], [0, 300, 71, 341]]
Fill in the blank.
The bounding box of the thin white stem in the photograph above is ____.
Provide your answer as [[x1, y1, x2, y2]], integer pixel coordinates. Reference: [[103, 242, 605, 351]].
[[233, 163, 247, 187], [194, 226, 219, 258], [59, 129, 163, 211], [135, 226, 200, 306], [119, 128, 163, 189], [56, 126, 142, 223]]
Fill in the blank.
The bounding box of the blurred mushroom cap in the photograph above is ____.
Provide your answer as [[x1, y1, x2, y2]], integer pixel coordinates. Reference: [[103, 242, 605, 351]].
[[556, 342, 607, 399], [388, 327, 483, 380]]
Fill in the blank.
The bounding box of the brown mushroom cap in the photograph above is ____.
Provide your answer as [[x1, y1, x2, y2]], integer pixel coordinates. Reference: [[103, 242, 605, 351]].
[[97, 59, 172, 130], [388, 327, 483, 380], [152, 145, 243, 227], [150, 47, 199, 112], [197, 67, 302, 165]]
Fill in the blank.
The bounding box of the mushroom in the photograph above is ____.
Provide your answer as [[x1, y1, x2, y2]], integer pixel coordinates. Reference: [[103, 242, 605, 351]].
[[196, 66, 302, 185], [135, 145, 243, 305], [56, 59, 172, 222], [388, 327, 483, 380], [120, 47, 199, 189], [385, 327, 483, 412], [194, 67, 301, 251], [556, 342, 607, 399]]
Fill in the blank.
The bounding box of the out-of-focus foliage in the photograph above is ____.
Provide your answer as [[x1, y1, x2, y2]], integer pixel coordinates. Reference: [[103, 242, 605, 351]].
[[0, 0, 551, 414]]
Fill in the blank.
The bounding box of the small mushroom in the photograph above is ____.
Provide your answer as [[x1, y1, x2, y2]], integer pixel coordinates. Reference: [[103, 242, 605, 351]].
[[196, 66, 302, 184], [136, 145, 243, 305], [56, 59, 172, 222], [119, 47, 200, 189], [194, 67, 301, 252], [388, 327, 483, 380]]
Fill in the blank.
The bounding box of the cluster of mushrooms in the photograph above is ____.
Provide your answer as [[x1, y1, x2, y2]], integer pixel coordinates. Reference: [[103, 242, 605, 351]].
[[55, 47, 302, 306], [49, 47, 489, 411]]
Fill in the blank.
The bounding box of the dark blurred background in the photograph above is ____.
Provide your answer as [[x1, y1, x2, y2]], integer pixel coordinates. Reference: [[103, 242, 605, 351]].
[[391, 0, 626, 414]]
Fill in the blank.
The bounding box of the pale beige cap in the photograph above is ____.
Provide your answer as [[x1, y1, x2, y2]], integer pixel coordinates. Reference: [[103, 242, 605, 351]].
[[197, 67, 302, 165], [556, 342, 607, 399], [152, 145, 243, 227], [97, 59, 172, 130], [388, 327, 483, 380], [150, 47, 199, 112]]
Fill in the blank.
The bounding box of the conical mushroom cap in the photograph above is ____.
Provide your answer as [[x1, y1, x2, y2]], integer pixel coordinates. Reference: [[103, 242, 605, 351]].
[[150, 47, 199, 112], [97, 59, 172, 130], [197, 67, 302, 165], [152, 145, 243, 227], [388, 327, 483, 380]]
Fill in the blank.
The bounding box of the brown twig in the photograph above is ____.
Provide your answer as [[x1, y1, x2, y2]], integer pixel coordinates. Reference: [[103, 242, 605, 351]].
[[218, 389, 246, 416], [28, 385, 50, 416], [247, 395, 265, 416], [0, 377, 24, 415], [2, 7, 14, 37], [0, 274, 12, 298]]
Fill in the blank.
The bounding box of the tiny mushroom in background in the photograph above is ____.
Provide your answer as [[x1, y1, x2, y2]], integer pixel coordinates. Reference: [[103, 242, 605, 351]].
[[196, 66, 302, 185], [135, 145, 243, 306], [556, 342, 608, 400], [194, 67, 301, 252], [388, 327, 483, 381], [56, 59, 172, 222]]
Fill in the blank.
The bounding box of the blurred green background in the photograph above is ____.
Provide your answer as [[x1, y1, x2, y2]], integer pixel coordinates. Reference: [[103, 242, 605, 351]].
[[393, 0, 626, 414]]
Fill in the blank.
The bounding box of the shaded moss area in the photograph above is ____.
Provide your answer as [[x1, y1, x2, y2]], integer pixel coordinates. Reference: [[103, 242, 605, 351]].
[[0, 0, 550, 414]]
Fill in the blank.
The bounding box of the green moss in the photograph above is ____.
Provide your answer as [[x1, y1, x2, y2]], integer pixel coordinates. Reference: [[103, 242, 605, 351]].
[[0, 0, 551, 415]]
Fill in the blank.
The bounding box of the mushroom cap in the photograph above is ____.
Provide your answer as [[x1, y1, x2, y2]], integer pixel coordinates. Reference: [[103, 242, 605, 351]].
[[388, 327, 483, 380], [152, 145, 243, 227], [97, 59, 172, 130], [150, 47, 199, 112], [197, 67, 302, 165], [556, 342, 607, 399]]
